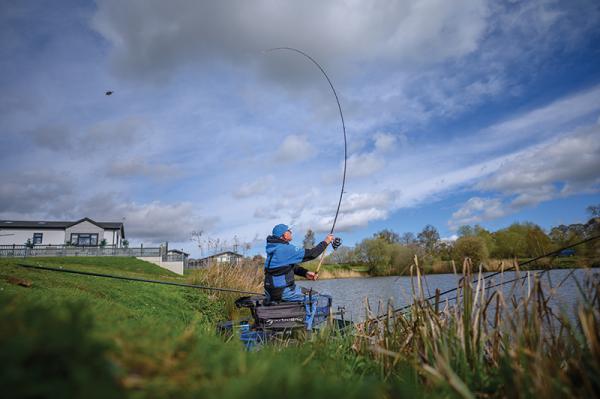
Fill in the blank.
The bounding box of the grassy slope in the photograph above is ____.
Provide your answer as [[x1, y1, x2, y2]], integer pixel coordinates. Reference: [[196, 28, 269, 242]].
[[0, 257, 409, 399]]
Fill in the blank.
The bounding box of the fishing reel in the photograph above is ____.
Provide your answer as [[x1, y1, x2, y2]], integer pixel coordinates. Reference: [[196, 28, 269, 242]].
[[332, 237, 342, 250]]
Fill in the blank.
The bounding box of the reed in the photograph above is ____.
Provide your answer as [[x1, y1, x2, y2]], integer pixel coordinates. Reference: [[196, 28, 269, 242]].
[[354, 258, 600, 398], [187, 261, 264, 319]]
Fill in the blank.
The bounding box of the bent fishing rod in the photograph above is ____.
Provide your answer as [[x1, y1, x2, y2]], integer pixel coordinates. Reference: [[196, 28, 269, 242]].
[[13, 263, 264, 296], [264, 48, 347, 275], [390, 232, 600, 317]]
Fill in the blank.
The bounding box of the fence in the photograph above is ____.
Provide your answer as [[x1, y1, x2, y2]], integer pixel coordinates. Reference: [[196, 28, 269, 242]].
[[0, 244, 161, 258]]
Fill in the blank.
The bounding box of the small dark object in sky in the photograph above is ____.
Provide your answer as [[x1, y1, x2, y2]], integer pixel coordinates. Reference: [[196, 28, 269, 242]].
[[105, 91, 113, 96]]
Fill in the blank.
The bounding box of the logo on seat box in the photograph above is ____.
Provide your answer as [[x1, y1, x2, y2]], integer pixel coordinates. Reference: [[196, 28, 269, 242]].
[[265, 317, 304, 326]]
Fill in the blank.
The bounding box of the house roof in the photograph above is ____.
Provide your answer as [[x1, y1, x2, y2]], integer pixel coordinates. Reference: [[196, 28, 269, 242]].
[[167, 249, 190, 256], [199, 251, 243, 260], [0, 217, 124, 233]]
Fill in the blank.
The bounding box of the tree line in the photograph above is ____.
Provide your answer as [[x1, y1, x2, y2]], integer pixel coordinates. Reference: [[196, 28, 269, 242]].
[[320, 204, 600, 276]]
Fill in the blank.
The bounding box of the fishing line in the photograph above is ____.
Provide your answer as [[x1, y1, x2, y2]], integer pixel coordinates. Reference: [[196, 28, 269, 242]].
[[13, 263, 264, 296]]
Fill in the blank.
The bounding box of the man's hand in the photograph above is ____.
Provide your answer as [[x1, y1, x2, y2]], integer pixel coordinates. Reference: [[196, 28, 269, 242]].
[[306, 271, 318, 281], [324, 234, 334, 245]]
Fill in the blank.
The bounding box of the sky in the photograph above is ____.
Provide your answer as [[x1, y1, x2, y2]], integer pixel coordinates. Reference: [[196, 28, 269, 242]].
[[1, 0, 599, 257]]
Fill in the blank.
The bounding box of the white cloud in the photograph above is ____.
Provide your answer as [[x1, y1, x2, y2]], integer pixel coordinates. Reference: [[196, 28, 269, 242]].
[[449, 123, 600, 228], [346, 152, 385, 178], [273, 134, 314, 163], [328, 208, 389, 232], [233, 175, 274, 198], [449, 197, 506, 229], [479, 125, 600, 194], [373, 132, 397, 153], [342, 191, 397, 213], [117, 201, 216, 243], [92, 0, 488, 80]]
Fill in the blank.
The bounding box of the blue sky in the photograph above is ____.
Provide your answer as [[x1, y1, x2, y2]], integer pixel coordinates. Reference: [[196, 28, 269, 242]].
[[1, 0, 599, 257]]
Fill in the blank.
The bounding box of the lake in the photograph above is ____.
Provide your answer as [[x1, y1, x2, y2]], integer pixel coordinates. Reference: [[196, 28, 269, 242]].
[[298, 268, 599, 321]]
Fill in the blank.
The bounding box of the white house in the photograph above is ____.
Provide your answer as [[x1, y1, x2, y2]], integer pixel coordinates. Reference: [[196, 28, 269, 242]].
[[187, 251, 243, 269], [0, 217, 125, 246]]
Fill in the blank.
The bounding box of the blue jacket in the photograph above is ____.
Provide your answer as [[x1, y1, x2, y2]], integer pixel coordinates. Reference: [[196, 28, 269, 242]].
[[263, 236, 327, 300]]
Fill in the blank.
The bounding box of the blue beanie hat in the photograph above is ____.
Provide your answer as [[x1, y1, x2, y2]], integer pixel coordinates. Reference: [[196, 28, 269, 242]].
[[272, 224, 290, 237]]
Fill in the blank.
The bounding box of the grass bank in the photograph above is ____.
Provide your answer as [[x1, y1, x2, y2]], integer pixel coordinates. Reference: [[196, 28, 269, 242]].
[[0, 257, 396, 398], [1, 256, 598, 398]]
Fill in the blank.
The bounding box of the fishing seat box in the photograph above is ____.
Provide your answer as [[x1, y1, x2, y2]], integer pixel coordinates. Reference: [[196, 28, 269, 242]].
[[235, 296, 306, 329], [254, 302, 306, 329]]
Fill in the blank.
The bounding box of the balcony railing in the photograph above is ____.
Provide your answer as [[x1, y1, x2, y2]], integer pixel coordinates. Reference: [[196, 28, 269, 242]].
[[0, 244, 161, 258]]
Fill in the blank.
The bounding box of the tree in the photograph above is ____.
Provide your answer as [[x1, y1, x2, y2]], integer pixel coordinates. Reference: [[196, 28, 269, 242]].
[[355, 237, 392, 275], [473, 225, 496, 256], [400, 232, 417, 246], [523, 223, 552, 257], [303, 229, 316, 249], [457, 225, 474, 237], [454, 236, 489, 266], [418, 225, 440, 253], [99, 239, 107, 248], [374, 229, 400, 244], [328, 246, 356, 264], [122, 239, 129, 248], [492, 222, 551, 258], [587, 204, 600, 218]]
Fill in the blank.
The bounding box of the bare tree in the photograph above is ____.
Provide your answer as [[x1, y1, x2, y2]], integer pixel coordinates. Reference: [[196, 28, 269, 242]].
[[191, 230, 205, 256], [418, 225, 440, 253], [303, 229, 316, 249]]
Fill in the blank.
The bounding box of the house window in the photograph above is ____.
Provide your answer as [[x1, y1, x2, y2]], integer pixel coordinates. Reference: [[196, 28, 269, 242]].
[[33, 233, 43, 245], [71, 233, 98, 246]]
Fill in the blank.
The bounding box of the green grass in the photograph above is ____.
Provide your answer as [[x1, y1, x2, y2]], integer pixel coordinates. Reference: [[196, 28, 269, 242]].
[[3, 256, 597, 398], [0, 257, 401, 399]]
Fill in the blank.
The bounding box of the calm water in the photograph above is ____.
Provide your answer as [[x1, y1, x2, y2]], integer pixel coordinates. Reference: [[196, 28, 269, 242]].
[[299, 268, 599, 321]]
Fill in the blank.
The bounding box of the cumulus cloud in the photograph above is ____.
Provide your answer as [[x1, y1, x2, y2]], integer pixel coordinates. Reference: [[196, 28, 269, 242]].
[[0, 174, 215, 243], [346, 152, 385, 178], [106, 158, 181, 180], [233, 175, 274, 198], [343, 132, 403, 179], [324, 208, 389, 232], [253, 206, 279, 221], [273, 134, 314, 163], [92, 0, 488, 81], [113, 201, 217, 242], [342, 191, 398, 213], [29, 125, 76, 151], [449, 197, 507, 230], [373, 132, 397, 153], [450, 124, 600, 228], [0, 172, 74, 216], [478, 125, 600, 194], [23, 117, 148, 155]]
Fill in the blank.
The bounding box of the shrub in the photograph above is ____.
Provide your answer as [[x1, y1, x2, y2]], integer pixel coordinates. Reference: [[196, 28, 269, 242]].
[[453, 236, 489, 267], [389, 244, 415, 275]]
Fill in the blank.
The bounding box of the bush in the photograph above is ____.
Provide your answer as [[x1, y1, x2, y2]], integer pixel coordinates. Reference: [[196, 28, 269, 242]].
[[355, 238, 416, 276], [453, 236, 489, 267], [355, 237, 392, 275], [389, 245, 415, 275], [0, 300, 123, 398]]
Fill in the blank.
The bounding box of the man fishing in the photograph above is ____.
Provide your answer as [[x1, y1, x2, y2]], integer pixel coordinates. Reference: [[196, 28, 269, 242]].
[[264, 223, 335, 302]]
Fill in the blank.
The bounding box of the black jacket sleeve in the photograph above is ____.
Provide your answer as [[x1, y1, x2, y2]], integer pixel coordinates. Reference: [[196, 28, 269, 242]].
[[293, 265, 309, 277], [302, 241, 328, 262]]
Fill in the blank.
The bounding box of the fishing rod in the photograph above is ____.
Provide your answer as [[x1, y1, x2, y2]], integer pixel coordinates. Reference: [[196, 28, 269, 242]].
[[390, 232, 600, 317], [14, 263, 264, 296], [264, 47, 347, 275]]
